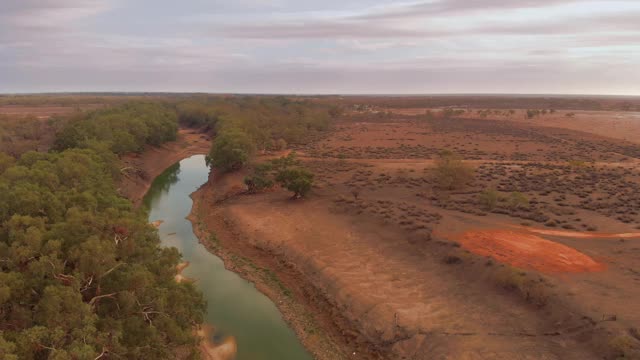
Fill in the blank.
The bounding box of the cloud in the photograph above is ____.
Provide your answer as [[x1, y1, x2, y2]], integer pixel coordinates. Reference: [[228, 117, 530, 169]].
[[217, 20, 443, 39], [0, 0, 639, 94], [351, 0, 587, 20], [211, 1, 640, 40], [0, 0, 114, 29]]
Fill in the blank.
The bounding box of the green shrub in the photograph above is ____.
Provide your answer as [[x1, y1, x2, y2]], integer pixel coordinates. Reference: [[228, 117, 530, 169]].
[[433, 150, 474, 190], [479, 189, 501, 210]]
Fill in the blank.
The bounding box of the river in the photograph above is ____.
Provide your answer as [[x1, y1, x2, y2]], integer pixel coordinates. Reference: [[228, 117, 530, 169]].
[[143, 154, 312, 360]]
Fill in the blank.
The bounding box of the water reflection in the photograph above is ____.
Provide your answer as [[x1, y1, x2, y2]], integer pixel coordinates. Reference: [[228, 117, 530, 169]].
[[144, 155, 312, 360]]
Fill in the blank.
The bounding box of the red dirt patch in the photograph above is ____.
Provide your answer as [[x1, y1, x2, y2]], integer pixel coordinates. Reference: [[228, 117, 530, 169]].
[[455, 230, 605, 274]]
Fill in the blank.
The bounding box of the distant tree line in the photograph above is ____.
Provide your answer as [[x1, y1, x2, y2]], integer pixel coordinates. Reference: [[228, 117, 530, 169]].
[[54, 102, 178, 155], [190, 96, 335, 198]]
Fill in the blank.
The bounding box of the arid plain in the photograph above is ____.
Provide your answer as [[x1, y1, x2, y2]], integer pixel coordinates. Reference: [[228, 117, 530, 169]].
[[2, 95, 640, 359]]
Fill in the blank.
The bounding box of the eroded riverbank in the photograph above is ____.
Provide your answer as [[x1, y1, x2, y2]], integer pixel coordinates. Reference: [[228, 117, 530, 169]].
[[188, 168, 378, 360], [144, 155, 312, 360], [119, 128, 211, 206]]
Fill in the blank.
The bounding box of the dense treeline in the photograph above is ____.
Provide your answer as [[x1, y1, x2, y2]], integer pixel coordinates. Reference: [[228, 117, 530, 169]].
[[0, 96, 334, 358], [191, 96, 334, 172], [0, 148, 204, 359], [0, 94, 169, 107], [55, 102, 178, 155], [1, 101, 205, 359], [174, 96, 332, 143]]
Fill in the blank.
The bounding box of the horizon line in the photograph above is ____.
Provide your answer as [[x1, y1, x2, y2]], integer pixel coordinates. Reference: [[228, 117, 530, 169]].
[[1, 91, 639, 98]]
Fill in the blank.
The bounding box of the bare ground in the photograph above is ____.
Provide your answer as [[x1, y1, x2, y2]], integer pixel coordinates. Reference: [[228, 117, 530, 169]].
[[191, 112, 640, 359]]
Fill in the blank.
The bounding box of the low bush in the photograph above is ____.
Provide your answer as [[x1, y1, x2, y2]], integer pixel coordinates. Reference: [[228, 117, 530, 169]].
[[495, 266, 548, 307], [479, 189, 501, 210], [433, 150, 474, 190]]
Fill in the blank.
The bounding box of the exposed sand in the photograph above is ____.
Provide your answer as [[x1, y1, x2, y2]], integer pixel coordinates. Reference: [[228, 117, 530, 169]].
[[175, 262, 194, 284], [196, 325, 238, 360], [150, 220, 164, 228]]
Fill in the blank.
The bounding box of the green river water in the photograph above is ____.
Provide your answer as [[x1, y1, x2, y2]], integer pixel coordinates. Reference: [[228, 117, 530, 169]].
[[143, 155, 312, 360]]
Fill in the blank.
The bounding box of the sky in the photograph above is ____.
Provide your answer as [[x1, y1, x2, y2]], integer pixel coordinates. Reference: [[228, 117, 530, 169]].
[[1, 0, 639, 94]]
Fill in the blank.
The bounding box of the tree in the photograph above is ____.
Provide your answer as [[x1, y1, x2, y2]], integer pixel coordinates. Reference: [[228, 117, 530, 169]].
[[244, 163, 274, 194], [208, 128, 255, 172], [1, 146, 205, 359], [433, 150, 474, 190], [276, 168, 314, 199]]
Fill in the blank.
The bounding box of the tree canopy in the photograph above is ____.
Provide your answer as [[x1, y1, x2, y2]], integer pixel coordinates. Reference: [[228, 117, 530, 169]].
[[207, 128, 255, 172], [0, 150, 204, 358], [202, 97, 334, 172], [54, 102, 178, 155]]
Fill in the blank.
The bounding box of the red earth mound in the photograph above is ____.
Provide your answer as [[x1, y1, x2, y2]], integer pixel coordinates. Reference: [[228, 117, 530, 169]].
[[455, 230, 605, 274]]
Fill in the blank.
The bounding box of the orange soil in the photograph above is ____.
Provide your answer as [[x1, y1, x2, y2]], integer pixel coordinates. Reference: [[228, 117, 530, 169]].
[[455, 230, 605, 273]]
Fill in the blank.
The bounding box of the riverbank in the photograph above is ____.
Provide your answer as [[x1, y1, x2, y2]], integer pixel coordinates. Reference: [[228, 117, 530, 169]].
[[187, 151, 635, 359], [118, 128, 211, 207], [120, 133, 326, 359], [188, 169, 377, 360]]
